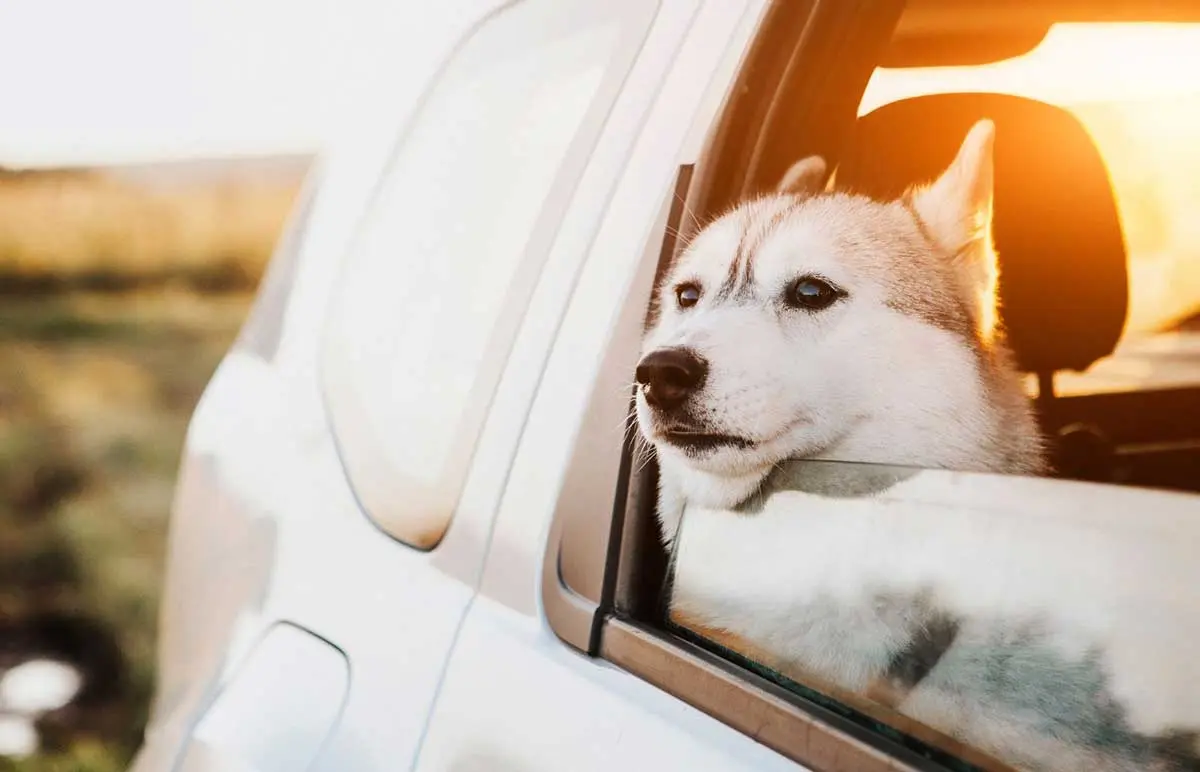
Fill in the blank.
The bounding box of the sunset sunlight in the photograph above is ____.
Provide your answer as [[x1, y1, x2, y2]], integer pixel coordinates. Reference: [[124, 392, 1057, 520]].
[[864, 22, 1200, 338]]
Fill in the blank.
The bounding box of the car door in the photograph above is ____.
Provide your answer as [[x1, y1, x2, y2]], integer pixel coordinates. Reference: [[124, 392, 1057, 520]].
[[136, 0, 669, 768], [407, 1, 816, 770], [440, 2, 1200, 771], [294, 0, 698, 770]]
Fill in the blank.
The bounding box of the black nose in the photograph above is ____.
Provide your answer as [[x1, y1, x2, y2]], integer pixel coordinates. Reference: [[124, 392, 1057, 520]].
[[635, 347, 708, 410]]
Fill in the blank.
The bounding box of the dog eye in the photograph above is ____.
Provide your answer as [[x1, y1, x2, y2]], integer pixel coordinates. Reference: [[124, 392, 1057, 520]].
[[785, 276, 843, 311], [675, 283, 701, 309]]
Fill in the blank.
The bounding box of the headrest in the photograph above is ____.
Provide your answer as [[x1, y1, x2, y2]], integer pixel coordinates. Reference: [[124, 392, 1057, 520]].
[[834, 93, 1128, 374]]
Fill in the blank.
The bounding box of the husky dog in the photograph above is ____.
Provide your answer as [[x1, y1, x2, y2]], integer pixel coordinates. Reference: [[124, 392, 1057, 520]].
[[636, 119, 1044, 533], [632, 123, 1200, 770]]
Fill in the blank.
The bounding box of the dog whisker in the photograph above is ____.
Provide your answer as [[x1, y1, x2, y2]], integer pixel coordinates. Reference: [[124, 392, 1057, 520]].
[[611, 409, 642, 441], [631, 437, 657, 475], [672, 189, 705, 237]]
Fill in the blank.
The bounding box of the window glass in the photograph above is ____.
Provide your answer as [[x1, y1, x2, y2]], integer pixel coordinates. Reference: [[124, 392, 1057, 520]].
[[639, 19, 1200, 772], [322, 0, 653, 548], [666, 461, 1200, 772]]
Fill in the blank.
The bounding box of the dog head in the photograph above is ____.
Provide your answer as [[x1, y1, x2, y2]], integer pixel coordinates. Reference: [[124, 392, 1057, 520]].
[[636, 121, 1024, 503]]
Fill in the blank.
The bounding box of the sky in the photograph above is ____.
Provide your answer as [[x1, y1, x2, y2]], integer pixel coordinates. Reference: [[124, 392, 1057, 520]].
[[0, 0, 411, 167], [7, 2, 1200, 169]]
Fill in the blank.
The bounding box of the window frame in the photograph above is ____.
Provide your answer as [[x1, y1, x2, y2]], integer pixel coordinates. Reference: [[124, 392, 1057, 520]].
[[538, 1, 1005, 770], [545, 2, 1200, 770], [317, 0, 661, 552]]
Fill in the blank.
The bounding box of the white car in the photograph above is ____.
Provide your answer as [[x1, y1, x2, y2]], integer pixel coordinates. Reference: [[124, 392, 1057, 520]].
[[131, 1, 1200, 770]]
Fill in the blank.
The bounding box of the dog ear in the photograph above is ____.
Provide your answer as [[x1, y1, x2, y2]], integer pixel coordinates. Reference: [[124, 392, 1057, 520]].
[[909, 119, 999, 339], [909, 120, 995, 253], [777, 155, 828, 195]]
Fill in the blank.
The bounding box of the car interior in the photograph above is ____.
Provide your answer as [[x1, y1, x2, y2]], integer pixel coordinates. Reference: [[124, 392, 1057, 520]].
[[662, 0, 1200, 495], [836, 92, 1134, 486], [864, 5, 1200, 495], [607, 0, 1200, 766]]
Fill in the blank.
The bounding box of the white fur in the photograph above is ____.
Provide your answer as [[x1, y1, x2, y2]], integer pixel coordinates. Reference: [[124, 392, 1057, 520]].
[[639, 119, 1040, 531], [668, 474, 1200, 769], [634, 122, 1198, 769]]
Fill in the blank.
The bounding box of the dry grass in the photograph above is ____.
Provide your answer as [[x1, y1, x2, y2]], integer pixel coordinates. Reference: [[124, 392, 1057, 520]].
[[0, 168, 300, 291]]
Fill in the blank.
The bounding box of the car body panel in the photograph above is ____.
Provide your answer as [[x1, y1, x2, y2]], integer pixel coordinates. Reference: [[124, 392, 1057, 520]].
[[415, 597, 801, 772], [137, 1, 1200, 770], [133, 3, 535, 769], [134, 1, 790, 771], [415, 1, 815, 769], [174, 624, 349, 772]]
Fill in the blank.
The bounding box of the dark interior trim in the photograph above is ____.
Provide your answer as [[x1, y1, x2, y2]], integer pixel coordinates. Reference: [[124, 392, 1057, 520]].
[[681, 0, 828, 223], [1054, 386, 1200, 446], [739, 0, 905, 199], [612, 164, 693, 626]]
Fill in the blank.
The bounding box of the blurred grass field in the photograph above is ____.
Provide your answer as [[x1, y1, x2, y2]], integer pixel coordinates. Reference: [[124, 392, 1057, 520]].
[[0, 163, 300, 293], [0, 161, 304, 770]]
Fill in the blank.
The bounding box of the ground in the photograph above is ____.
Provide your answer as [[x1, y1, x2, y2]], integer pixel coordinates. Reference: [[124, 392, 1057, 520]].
[[0, 290, 255, 771], [0, 158, 299, 771]]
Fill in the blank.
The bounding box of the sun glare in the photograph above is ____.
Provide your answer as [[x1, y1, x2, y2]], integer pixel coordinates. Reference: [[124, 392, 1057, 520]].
[[862, 23, 1200, 111], [863, 23, 1200, 337]]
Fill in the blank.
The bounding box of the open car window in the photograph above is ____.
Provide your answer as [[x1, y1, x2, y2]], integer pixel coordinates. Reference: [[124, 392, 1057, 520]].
[[605, 9, 1200, 772]]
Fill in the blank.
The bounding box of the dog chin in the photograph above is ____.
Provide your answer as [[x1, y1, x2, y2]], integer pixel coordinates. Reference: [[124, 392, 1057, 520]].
[[659, 422, 830, 475], [636, 401, 824, 477], [659, 428, 803, 476], [657, 439, 764, 474]]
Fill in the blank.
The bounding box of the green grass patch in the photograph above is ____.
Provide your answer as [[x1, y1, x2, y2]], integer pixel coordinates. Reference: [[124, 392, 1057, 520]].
[[0, 289, 252, 766]]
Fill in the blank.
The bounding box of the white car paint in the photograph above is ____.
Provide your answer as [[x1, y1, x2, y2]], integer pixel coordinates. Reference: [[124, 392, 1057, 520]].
[[131, 1, 810, 771]]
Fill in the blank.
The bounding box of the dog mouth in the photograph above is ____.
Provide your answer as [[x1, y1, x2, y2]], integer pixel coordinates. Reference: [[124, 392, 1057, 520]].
[[649, 413, 814, 456], [660, 429, 754, 452]]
